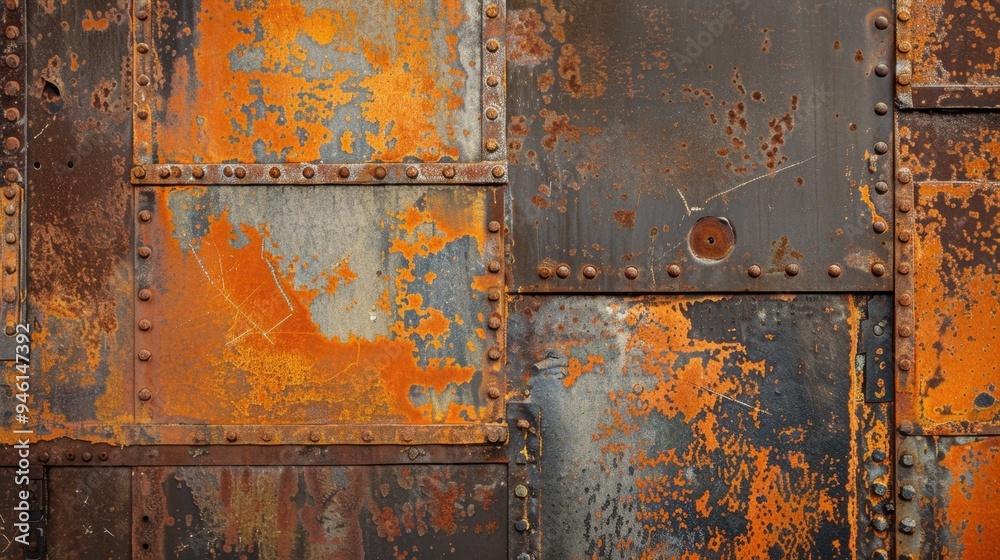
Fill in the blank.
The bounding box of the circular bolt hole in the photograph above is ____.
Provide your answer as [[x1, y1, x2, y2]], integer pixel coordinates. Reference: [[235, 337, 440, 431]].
[[142, 516, 150, 523], [688, 217, 736, 261]]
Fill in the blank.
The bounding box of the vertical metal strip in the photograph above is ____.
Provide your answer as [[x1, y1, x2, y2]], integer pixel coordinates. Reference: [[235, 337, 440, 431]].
[[0, 0, 25, 345], [482, 0, 506, 164], [132, 0, 153, 166]]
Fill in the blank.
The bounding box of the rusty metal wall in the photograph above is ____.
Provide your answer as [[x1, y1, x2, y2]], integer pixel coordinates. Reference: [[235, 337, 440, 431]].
[[0, 0, 996, 558]]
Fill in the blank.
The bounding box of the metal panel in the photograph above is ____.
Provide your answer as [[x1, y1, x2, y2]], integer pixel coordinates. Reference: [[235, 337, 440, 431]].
[[134, 185, 505, 445], [896, 112, 1000, 435], [506, 294, 891, 558], [0, 0, 25, 352], [895, 0, 1000, 108], [132, 0, 493, 166], [47, 468, 131, 560], [133, 464, 507, 560], [895, 436, 1000, 559], [508, 0, 895, 293]]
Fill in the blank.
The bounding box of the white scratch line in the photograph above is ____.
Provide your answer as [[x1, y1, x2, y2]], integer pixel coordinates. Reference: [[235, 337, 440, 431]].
[[704, 152, 826, 204], [104, 528, 115, 537], [32, 118, 53, 140], [1, 533, 11, 553], [190, 242, 274, 343], [679, 379, 771, 416], [676, 189, 703, 216], [261, 240, 294, 313]]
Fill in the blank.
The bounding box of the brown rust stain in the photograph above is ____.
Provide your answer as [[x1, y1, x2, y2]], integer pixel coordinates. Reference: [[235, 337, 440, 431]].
[[508, 9, 554, 67], [152, 0, 471, 163], [613, 210, 636, 229], [936, 438, 1000, 559], [539, 108, 581, 151], [907, 0, 1000, 89]]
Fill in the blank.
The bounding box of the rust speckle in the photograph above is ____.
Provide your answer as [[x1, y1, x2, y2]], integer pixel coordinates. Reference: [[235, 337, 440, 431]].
[[613, 210, 636, 229]]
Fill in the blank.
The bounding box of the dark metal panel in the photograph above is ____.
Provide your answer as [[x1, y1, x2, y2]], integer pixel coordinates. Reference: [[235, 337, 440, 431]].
[[896, 113, 1000, 436], [47, 468, 131, 560], [507, 0, 895, 293], [895, 436, 1000, 559], [506, 294, 891, 558], [133, 0, 493, 165], [134, 185, 505, 445], [895, 0, 1000, 108], [133, 464, 507, 560], [862, 294, 893, 403], [0, 0, 26, 352]]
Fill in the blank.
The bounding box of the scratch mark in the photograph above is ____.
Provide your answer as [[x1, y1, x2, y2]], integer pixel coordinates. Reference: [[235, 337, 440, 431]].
[[103, 528, 115, 537], [704, 151, 828, 204], [190, 242, 276, 343], [677, 189, 703, 216], [678, 378, 772, 415]]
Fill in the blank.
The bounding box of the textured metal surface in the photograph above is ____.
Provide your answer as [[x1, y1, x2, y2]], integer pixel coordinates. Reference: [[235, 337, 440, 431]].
[[895, 436, 1000, 559], [133, 0, 490, 165], [896, 112, 1000, 435], [506, 294, 891, 558], [0, 0, 25, 351], [895, 0, 1000, 108], [133, 185, 504, 444], [133, 464, 507, 560], [508, 0, 895, 293], [130, 162, 508, 185], [47, 468, 131, 560]]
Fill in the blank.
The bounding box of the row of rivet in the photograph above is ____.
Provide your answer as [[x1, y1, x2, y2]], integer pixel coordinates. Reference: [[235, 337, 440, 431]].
[[1, 0, 22, 336], [136, 205, 153, 403], [890, 0, 915, 106], [133, 0, 153, 165], [485, 215, 504, 412], [536, 262, 887, 280], [131, 163, 507, 183], [482, 2, 506, 162]]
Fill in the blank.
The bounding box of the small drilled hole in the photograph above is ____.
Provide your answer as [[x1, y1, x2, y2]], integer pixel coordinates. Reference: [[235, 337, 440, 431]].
[[142, 543, 150, 550], [142, 515, 149, 523], [32, 162, 39, 169], [67, 161, 73, 168], [707, 236, 715, 245]]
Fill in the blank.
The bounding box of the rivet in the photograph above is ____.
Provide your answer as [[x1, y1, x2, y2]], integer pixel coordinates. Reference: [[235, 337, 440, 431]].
[[871, 449, 886, 463], [874, 141, 889, 154], [871, 516, 888, 532], [483, 221, 501, 235], [138, 319, 152, 331], [260, 431, 272, 442], [871, 263, 886, 277], [2, 290, 12, 303], [785, 263, 800, 276], [234, 167, 246, 179], [514, 519, 530, 532], [373, 166, 387, 180], [137, 210, 151, 224], [828, 264, 842, 278], [899, 358, 912, 371], [3, 185, 14, 199], [3, 203, 14, 216], [269, 166, 281, 179], [898, 231, 913, 244], [515, 485, 528, 498], [491, 165, 505, 178], [485, 138, 499, 152], [488, 260, 502, 273], [900, 485, 916, 500], [486, 74, 500, 87], [897, 10, 911, 22], [136, 9, 149, 20], [223, 166, 234, 177], [872, 482, 888, 497], [632, 383, 644, 395], [488, 289, 501, 302], [487, 386, 501, 399], [875, 15, 889, 29], [667, 264, 681, 278], [485, 3, 500, 18], [898, 41, 912, 53], [226, 431, 238, 442], [516, 419, 531, 430], [4, 233, 14, 244], [488, 314, 502, 330], [138, 388, 151, 401], [901, 453, 915, 467], [898, 263, 911, 275], [4, 261, 14, 274], [3, 136, 18, 152], [873, 220, 887, 234], [4, 324, 14, 335], [4, 54, 17, 68], [485, 106, 500, 120], [442, 166, 456, 179], [309, 431, 321, 442], [138, 349, 151, 361], [406, 166, 419, 179], [899, 200, 912, 213], [874, 64, 889, 77], [191, 166, 204, 179], [4, 25, 17, 39], [5, 168, 20, 182], [555, 264, 570, 279], [401, 430, 414, 442], [488, 347, 501, 360], [3, 81, 18, 96], [874, 181, 889, 194], [99, 452, 108, 461], [748, 264, 762, 278], [898, 325, 912, 338], [338, 166, 350, 179], [538, 265, 552, 279], [874, 102, 889, 115], [898, 72, 912, 86], [136, 74, 149, 86], [136, 42, 150, 54], [486, 38, 500, 52], [624, 266, 639, 280], [82, 451, 92, 462], [361, 430, 374, 442], [302, 166, 315, 179], [66, 452, 75, 461], [897, 168, 912, 183], [39, 452, 49, 463], [157, 167, 170, 179], [582, 265, 598, 279], [138, 288, 152, 301], [900, 517, 917, 534], [4, 107, 17, 121]]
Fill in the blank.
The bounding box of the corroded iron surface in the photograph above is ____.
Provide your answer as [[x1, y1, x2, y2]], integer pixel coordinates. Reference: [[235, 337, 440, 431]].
[[506, 294, 891, 558], [508, 0, 895, 292]]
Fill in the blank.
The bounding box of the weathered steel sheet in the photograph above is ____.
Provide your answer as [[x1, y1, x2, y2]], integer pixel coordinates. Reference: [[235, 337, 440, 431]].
[[47, 468, 131, 560], [507, 0, 895, 293], [895, 436, 1000, 559], [134, 185, 505, 445], [895, 0, 1000, 108], [506, 294, 891, 559], [0, 0, 25, 351], [133, 464, 507, 560], [896, 112, 1000, 435], [133, 0, 489, 165]]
